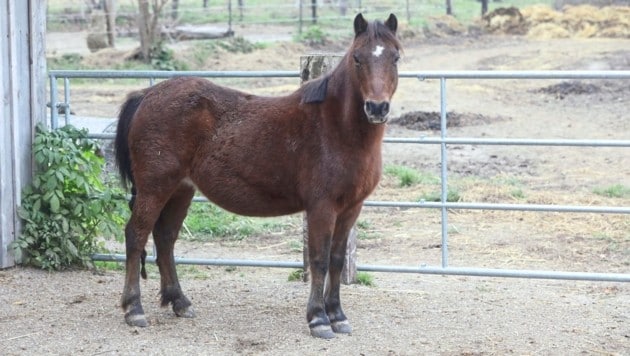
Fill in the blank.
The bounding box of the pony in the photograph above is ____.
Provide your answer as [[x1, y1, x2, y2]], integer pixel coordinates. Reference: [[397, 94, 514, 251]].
[[114, 13, 401, 339]]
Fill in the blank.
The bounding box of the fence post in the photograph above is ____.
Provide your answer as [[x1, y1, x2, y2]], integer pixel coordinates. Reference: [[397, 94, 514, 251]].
[[299, 53, 358, 285]]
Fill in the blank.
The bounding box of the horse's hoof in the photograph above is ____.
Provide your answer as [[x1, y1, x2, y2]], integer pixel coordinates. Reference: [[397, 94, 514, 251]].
[[310, 324, 336, 339], [331, 320, 352, 334], [174, 306, 195, 318], [125, 313, 148, 327]]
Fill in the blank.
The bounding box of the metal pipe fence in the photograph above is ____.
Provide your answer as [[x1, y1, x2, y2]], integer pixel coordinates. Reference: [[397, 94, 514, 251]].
[[48, 69, 630, 283]]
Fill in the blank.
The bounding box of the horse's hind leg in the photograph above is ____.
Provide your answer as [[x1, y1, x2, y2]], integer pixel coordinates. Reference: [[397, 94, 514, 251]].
[[152, 183, 196, 318], [121, 194, 164, 327], [326, 203, 362, 335]]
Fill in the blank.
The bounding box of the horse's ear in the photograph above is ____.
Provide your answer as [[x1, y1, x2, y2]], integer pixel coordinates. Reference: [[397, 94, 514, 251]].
[[385, 13, 398, 34], [354, 13, 368, 37]]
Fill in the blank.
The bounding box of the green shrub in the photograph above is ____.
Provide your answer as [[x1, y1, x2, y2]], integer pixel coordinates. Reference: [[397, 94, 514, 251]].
[[11, 124, 126, 271]]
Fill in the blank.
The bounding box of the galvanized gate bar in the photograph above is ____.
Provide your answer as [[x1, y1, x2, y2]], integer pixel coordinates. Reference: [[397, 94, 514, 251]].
[[91, 253, 630, 283], [48, 69, 630, 282]]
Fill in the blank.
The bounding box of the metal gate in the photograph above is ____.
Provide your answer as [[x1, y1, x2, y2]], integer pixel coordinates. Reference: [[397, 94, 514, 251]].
[[48, 69, 630, 282]]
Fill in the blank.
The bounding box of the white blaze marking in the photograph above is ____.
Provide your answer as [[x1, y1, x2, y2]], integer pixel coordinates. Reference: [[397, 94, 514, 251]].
[[372, 45, 384, 57]]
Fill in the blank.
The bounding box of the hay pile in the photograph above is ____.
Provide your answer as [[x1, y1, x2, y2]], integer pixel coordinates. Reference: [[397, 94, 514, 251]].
[[482, 4, 630, 39]]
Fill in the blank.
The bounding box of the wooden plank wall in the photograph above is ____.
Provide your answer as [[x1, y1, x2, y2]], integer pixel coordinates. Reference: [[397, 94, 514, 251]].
[[0, 0, 47, 268]]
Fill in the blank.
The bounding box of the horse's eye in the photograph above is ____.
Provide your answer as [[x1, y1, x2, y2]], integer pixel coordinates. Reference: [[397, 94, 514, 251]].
[[394, 54, 401, 66], [353, 54, 361, 67]]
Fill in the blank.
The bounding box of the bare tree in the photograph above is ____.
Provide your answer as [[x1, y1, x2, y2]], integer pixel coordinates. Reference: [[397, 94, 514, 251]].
[[171, 0, 179, 20], [311, 0, 317, 24], [137, 0, 169, 62], [481, 0, 489, 16], [103, 0, 116, 47], [339, 0, 347, 16], [238, 0, 244, 21]]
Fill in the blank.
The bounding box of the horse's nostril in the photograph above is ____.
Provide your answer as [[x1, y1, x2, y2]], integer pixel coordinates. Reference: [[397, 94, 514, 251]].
[[365, 101, 390, 117], [382, 102, 390, 115]]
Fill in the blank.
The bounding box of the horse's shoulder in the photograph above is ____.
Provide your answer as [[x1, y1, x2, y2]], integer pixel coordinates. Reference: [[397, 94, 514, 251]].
[[301, 76, 329, 104]]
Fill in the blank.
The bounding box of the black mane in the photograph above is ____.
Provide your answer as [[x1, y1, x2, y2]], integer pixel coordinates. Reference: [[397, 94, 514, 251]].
[[301, 75, 330, 104]]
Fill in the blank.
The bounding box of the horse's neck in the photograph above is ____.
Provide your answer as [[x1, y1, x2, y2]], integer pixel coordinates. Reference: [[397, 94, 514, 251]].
[[323, 66, 385, 146]]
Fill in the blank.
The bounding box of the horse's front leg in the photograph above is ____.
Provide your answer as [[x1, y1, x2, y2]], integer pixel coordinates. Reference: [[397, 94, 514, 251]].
[[305, 208, 336, 339], [325, 203, 362, 335]]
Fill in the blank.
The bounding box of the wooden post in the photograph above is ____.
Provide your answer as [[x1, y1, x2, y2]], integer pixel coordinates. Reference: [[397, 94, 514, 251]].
[[0, 0, 47, 268], [299, 53, 358, 285]]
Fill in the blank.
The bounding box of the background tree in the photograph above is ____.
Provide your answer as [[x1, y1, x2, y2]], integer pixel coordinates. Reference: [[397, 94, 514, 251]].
[[481, 0, 489, 15], [137, 0, 168, 62], [445, 0, 452, 15]]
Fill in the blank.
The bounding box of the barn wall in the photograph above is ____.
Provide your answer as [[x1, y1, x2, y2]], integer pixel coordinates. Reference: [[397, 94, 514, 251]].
[[0, 0, 47, 268]]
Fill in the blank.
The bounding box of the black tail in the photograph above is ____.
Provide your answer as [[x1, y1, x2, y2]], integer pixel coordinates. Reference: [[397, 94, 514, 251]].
[[114, 89, 147, 190], [115, 90, 148, 279]]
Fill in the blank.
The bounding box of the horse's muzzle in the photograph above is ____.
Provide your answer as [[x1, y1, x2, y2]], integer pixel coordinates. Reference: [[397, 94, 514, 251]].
[[364, 100, 390, 124]]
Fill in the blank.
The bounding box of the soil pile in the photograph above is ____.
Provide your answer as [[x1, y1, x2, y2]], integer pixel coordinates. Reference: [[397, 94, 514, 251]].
[[482, 5, 630, 39]]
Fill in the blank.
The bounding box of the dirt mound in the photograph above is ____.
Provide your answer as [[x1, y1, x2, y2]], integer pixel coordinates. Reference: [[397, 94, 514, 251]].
[[535, 81, 600, 99], [481, 7, 528, 35], [390, 111, 505, 131], [422, 15, 468, 38], [482, 5, 630, 38]]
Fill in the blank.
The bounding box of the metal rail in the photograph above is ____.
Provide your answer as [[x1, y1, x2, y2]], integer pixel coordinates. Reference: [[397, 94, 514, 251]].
[[49, 69, 630, 282]]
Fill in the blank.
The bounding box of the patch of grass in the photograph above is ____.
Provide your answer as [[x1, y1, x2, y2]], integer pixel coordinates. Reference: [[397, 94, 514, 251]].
[[178, 265, 209, 279], [218, 36, 265, 53], [288, 240, 303, 252], [183, 202, 292, 241], [593, 184, 630, 198], [419, 189, 461, 202], [356, 219, 382, 240], [510, 188, 526, 199], [287, 269, 304, 282], [355, 272, 375, 287], [384, 164, 439, 187], [93, 261, 124, 272]]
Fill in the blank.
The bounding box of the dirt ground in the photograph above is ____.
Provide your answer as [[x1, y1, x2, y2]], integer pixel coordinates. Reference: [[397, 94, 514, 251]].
[[1, 17, 629, 355]]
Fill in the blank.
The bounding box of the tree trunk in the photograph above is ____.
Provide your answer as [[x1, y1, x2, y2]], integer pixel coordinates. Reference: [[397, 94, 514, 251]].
[[311, 0, 317, 24], [103, 0, 116, 47], [445, 0, 452, 15], [481, 0, 489, 16], [137, 0, 151, 61], [172, 0, 179, 20], [136, 0, 167, 62], [339, 0, 347, 16]]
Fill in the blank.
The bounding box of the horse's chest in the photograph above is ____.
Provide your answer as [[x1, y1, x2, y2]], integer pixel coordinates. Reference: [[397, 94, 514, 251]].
[[321, 151, 381, 206]]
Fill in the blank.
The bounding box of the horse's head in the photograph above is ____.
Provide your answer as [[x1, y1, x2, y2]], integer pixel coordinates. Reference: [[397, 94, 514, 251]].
[[350, 13, 401, 124]]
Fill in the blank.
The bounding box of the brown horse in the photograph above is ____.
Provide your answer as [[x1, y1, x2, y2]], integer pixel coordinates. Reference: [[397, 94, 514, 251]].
[[114, 13, 401, 339]]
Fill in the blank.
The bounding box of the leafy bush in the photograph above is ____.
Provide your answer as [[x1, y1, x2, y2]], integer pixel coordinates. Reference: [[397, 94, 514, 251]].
[[11, 124, 126, 271], [150, 42, 188, 71], [295, 25, 328, 46]]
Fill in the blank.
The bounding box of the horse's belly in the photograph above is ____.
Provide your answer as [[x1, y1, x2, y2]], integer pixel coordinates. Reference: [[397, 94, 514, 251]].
[[193, 177, 302, 218]]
